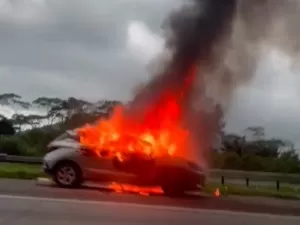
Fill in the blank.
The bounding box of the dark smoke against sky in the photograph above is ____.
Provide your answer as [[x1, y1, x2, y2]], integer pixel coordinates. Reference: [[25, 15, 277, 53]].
[[125, 0, 300, 167]]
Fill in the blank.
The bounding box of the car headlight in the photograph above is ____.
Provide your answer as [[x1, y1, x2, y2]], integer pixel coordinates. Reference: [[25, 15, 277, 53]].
[[42, 160, 48, 169]]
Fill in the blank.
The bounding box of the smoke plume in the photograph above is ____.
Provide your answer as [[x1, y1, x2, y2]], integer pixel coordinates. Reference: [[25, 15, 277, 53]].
[[125, 0, 300, 167]]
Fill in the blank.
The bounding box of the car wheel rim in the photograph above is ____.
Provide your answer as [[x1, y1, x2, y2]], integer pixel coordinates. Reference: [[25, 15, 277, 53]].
[[57, 166, 76, 185]]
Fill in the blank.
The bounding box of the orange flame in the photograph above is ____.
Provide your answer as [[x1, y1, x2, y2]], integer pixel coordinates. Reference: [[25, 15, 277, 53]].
[[77, 65, 197, 160], [108, 182, 163, 196], [214, 188, 220, 197]]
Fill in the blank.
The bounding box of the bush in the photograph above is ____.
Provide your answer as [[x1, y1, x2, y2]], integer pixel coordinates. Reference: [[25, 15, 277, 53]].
[[0, 119, 15, 136], [212, 151, 300, 173], [241, 154, 265, 171], [0, 136, 30, 155], [218, 152, 243, 170], [17, 127, 63, 156], [0, 126, 63, 156]]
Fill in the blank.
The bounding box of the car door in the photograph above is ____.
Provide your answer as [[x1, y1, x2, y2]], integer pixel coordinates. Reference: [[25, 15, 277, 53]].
[[79, 148, 136, 183], [78, 147, 112, 182]]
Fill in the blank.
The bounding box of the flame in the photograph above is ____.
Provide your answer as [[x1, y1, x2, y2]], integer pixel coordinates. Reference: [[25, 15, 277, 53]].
[[108, 182, 163, 195], [77, 65, 197, 160], [214, 188, 220, 197]]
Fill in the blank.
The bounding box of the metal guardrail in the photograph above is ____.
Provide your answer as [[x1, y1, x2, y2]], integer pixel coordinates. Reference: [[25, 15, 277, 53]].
[[209, 169, 300, 184], [0, 153, 300, 186], [0, 153, 42, 164]]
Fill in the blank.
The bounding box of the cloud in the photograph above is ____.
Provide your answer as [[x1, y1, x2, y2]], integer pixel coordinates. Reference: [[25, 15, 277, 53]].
[[0, 0, 181, 101], [0, 0, 300, 150], [126, 20, 164, 65], [226, 50, 300, 146], [0, 0, 47, 24]]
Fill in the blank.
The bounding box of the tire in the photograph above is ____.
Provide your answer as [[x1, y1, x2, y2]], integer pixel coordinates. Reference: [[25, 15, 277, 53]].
[[53, 161, 82, 188], [161, 182, 186, 197], [159, 168, 187, 198]]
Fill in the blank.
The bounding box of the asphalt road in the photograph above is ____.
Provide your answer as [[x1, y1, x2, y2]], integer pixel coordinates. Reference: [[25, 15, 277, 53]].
[[1, 194, 300, 225], [0, 179, 300, 225]]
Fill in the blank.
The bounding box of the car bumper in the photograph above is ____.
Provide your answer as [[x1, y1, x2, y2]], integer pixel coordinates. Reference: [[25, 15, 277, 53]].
[[185, 171, 206, 190], [42, 160, 54, 175]]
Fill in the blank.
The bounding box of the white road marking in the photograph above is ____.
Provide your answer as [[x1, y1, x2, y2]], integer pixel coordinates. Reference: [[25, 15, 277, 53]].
[[36, 177, 52, 182], [36, 177, 53, 186], [0, 194, 299, 220]]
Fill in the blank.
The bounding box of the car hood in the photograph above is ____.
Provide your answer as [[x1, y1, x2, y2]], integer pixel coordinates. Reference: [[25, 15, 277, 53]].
[[47, 139, 80, 150]]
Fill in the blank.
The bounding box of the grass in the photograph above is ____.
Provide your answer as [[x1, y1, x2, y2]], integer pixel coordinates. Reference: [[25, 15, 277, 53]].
[[0, 162, 299, 200], [204, 183, 300, 200], [0, 163, 44, 179]]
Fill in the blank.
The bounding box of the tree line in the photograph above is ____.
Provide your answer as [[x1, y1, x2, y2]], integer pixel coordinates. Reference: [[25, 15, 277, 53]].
[[0, 93, 121, 156], [0, 93, 120, 130], [215, 126, 300, 173], [0, 93, 299, 173]]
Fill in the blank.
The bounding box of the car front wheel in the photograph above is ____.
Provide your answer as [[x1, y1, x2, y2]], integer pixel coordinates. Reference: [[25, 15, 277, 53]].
[[53, 162, 82, 188]]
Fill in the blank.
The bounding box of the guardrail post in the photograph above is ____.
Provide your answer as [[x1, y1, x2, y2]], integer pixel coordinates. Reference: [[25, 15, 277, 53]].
[[246, 177, 249, 187], [276, 180, 280, 191], [221, 176, 225, 185]]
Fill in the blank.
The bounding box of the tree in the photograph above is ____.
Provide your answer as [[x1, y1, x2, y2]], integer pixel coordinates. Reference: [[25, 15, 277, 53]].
[[245, 126, 265, 140], [10, 114, 28, 131], [0, 118, 15, 136], [0, 93, 21, 105], [33, 97, 64, 125], [26, 114, 47, 129], [245, 138, 289, 158], [0, 93, 31, 113], [95, 100, 122, 117], [279, 149, 299, 161], [222, 133, 246, 157], [50, 97, 93, 122], [32, 97, 63, 111]]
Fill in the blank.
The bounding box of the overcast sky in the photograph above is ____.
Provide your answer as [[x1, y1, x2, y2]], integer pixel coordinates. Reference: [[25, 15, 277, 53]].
[[0, 0, 300, 148]]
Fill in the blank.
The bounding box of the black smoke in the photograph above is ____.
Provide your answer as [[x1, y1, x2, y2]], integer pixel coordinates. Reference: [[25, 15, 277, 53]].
[[127, 0, 237, 112], [124, 0, 237, 167], [125, 0, 300, 167]]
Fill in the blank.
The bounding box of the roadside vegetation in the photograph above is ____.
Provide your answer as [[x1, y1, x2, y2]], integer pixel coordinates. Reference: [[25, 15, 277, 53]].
[[0, 163, 43, 179]]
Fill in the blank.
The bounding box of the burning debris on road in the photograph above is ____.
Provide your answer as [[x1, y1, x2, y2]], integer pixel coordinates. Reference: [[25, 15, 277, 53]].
[[78, 0, 300, 169]]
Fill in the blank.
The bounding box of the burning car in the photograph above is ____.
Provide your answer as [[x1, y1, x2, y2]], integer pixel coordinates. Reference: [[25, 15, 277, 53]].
[[43, 129, 206, 197]]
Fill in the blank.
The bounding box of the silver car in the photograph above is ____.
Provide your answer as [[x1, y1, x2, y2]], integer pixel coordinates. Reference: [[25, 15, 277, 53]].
[[43, 130, 206, 197]]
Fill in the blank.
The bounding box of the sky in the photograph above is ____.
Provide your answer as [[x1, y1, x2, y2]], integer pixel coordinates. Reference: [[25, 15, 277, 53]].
[[0, 0, 300, 148]]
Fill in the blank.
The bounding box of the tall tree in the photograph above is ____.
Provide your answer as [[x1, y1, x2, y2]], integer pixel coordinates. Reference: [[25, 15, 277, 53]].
[[32, 97, 64, 125], [222, 133, 246, 157], [10, 114, 28, 131], [25, 114, 47, 129], [0, 93, 31, 114], [59, 97, 93, 121], [245, 126, 265, 140]]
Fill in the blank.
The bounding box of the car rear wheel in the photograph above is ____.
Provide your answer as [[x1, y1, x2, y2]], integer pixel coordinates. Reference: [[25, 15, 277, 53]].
[[53, 162, 82, 188], [159, 169, 187, 197], [161, 181, 186, 197]]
